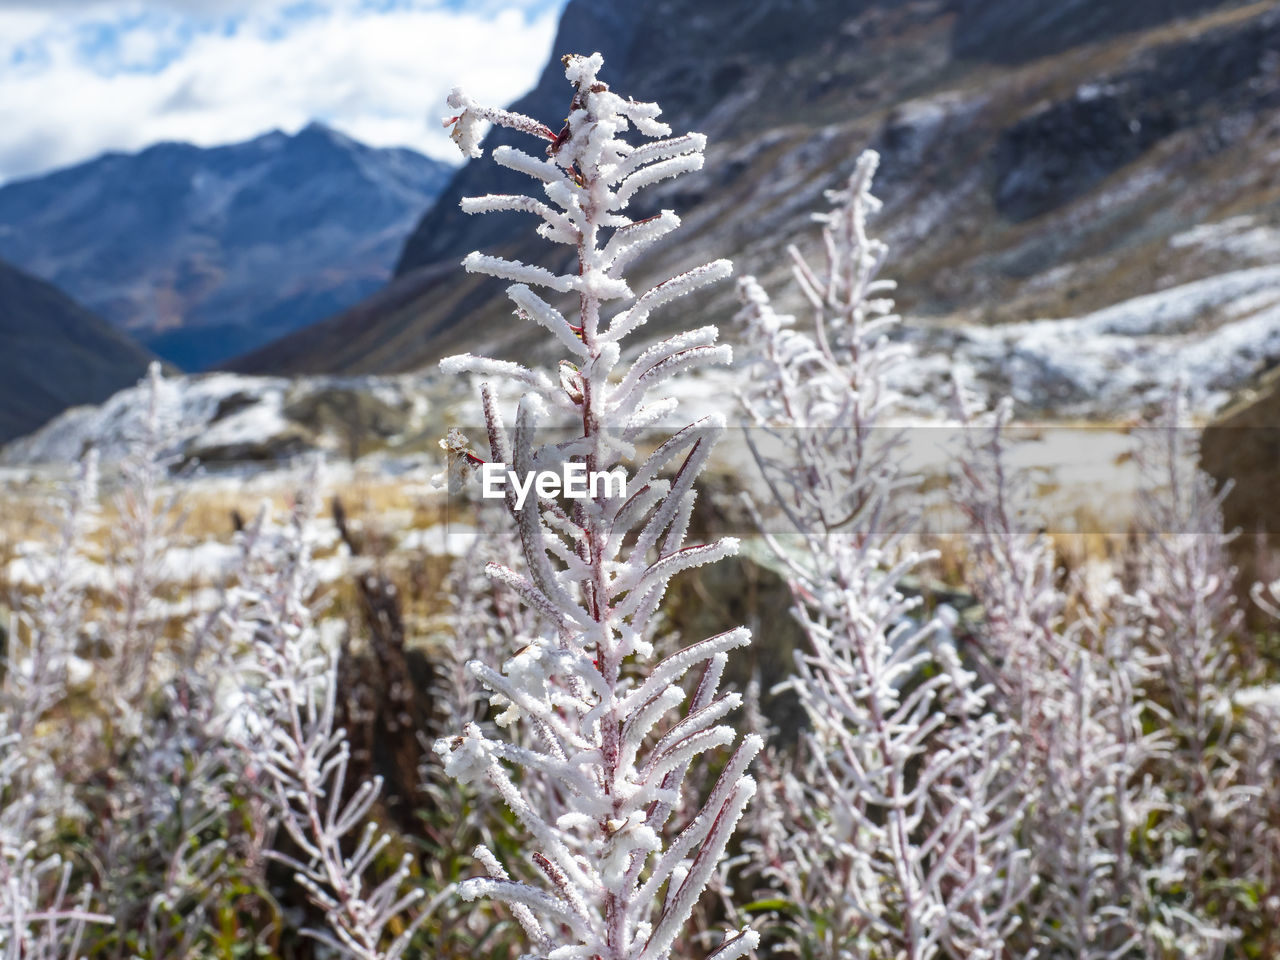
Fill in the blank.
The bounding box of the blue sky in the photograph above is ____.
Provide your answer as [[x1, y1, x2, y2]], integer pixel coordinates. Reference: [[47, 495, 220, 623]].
[[0, 0, 567, 182]]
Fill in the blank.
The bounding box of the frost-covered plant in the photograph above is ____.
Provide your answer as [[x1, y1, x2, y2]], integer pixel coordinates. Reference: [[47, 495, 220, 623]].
[[1228, 679, 1280, 954], [0, 454, 111, 956], [952, 390, 1144, 960], [926, 707, 1030, 960], [1243, 581, 1280, 932], [734, 153, 1028, 960], [1123, 392, 1255, 943], [104, 362, 184, 709], [416, 527, 543, 958], [1, 367, 261, 957], [5, 450, 99, 747], [1034, 634, 1177, 959], [1129, 392, 1246, 819], [950, 391, 1069, 747], [231, 474, 430, 959], [0, 791, 108, 960], [433, 527, 541, 740], [952, 387, 1231, 959], [57, 365, 265, 957], [735, 152, 913, 540], [1129, 394, 1242, 765], [433, 52, 761, 960]]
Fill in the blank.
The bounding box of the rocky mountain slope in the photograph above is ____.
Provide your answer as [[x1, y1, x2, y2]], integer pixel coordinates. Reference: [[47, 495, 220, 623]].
[[0, 259, 155, 444], [230, 0, 1280, 421], [0, 124, 451, 370]]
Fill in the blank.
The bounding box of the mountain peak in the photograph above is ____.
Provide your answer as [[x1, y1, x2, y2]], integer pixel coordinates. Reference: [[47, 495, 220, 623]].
[[295, 119, 354, 147]]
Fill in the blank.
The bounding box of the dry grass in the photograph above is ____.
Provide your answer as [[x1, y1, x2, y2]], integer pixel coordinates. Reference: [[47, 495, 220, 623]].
[[0, 465, 458, 658]]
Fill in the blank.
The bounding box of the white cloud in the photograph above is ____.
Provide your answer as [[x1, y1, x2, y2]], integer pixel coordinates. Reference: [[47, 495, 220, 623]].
[[0, 0, 563, 182]]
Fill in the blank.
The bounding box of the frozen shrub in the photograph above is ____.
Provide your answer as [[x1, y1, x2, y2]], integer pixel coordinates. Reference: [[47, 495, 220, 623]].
[[230, 472, 431, 959], [56, 366, 269, 956], [953, 390, 1149, 959], [1122, 392, 1264, 948], [734, 153, 1029, 960], [0, 453, 111, 956], [433, 52, 761, 960], [0, 366, 262, 956], [954, 386, 1233, 959], [103, 362, 183, 709], [1228, 673, 1280, 955]]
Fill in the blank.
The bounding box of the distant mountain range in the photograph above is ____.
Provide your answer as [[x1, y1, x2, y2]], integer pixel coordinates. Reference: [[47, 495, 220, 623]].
[[229, 0, 1280, 421], [0, 122, 451, 370], [0, 258, 154, 444]]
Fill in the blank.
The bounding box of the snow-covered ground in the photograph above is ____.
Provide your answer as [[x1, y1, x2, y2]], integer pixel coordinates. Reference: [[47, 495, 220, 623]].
[[1170, 215, 1280, 261], [903, 265, 1280, 419], [0, 372, 435, 466]]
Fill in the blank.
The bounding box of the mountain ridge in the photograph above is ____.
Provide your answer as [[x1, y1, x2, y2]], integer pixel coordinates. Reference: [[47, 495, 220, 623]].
[[0, 122, 453, 370], [227, 0, 1280, 412]]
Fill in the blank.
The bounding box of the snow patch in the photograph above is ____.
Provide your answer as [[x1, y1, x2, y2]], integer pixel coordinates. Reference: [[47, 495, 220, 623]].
[[910, 268, 1280, 418], [1170, 216, 1280, 261], [1, 372, 433, 467]]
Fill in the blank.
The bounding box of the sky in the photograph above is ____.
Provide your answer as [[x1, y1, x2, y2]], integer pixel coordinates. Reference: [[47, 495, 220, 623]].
[[0, 0, 567, 183]]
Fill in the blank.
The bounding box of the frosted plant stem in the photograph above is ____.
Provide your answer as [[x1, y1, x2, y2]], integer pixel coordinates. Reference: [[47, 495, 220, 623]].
[[435, 53, 759, 960]]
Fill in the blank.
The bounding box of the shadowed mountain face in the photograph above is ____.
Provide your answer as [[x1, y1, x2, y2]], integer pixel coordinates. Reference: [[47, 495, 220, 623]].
[[951, 0, 1258, 61], [0, 123, 451, 370], [390, 0, 874, 273], [229, 0, 1280, 413], [0, 259, 155, 444]]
